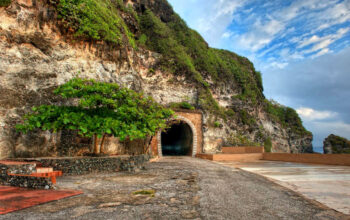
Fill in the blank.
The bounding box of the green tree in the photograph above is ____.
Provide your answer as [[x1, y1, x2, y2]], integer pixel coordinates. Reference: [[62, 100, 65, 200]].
[[16, 78, 174, 155]]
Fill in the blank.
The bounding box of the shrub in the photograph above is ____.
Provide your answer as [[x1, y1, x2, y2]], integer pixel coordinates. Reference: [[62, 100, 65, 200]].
[[228, 134, 260, 146], [264, 137, 272, 153], [138, 34, 148, 46], [239, 110, 256, 126], [16, 78, 174, 154], [0, 0, 11, 7], [170, 101, 195, 110], [214, 121, 221, 128]]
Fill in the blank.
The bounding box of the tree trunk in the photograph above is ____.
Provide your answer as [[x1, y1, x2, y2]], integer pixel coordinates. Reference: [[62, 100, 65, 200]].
[[145, 136, 153, 154], [100, 134, 107, 154], [93, 134, 99, 154]]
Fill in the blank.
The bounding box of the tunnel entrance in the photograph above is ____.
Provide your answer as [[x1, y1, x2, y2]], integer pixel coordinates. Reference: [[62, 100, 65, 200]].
[[161, 122, 193, 156]]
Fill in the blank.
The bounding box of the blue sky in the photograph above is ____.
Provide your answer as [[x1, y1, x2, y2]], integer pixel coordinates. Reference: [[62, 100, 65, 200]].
[[168, 0, 350, 149]]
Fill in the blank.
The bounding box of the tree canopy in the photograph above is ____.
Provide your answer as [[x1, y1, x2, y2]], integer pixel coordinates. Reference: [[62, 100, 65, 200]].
[[16, 78, 174, 154]]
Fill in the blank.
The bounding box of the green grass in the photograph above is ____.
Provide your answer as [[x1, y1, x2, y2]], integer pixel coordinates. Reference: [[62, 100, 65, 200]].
[[132, 189, 155, 197], [0, 0, 11, 7]]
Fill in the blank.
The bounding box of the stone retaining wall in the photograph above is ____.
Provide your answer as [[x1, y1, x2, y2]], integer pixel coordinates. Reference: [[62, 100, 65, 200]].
[[0, 155, 150, 189], [13, 154, 150, 175]]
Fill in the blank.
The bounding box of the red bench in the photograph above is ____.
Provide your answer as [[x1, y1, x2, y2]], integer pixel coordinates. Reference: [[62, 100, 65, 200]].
[[7, 170, 63, 184], [1, 161, 62, 184]]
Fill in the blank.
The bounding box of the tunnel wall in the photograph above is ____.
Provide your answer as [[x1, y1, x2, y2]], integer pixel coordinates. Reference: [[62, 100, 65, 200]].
[[150, 110, 203, 157]]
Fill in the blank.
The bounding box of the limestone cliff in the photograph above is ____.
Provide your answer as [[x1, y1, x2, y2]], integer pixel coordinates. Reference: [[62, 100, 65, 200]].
[[0, 0, 313, 158], [323, 134, 350, 154]]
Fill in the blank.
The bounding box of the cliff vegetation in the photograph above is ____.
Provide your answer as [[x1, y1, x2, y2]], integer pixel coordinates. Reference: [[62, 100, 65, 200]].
[[47, 0, 311, 141], [0, 0, 312, 153], [324, 134, 350, 154]]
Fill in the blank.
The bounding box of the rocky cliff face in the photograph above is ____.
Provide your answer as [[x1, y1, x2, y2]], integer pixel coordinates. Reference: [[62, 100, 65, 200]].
[[323, 134, 350, 154], [0, 0, 312, 158]]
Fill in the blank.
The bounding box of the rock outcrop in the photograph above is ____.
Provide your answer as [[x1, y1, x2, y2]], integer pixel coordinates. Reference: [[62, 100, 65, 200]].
[[0, 0, 313, 158], [323, 134, 350, 154]]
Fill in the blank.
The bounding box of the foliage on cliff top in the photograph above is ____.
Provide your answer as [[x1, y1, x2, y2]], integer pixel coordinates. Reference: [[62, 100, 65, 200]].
[[139, 9, 264, 103], [16, 78, 174, 154], [264, 100, 311, 136], [325, 134, 350, 154], [51, 0, 136, 47], [0, 0, 11, 7]]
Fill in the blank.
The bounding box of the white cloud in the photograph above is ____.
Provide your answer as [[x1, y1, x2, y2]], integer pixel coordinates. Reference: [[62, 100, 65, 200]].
[[316, 1, 350, 31], [222, 31, 232, 38], [312, 48, 331, 58], [296, 107, 337, 121], [267, 61, 288, 69], [193, 0, 248, 46], [237, 18, 285, 52], [300, 28, 349, 55], [298, 35, 321, 48]]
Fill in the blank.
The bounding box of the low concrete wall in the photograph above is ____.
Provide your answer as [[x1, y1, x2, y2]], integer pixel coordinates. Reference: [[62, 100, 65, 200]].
[[263, 153, 350, 166], [197, 153, 263, 162], [222, 147, 264, 154]]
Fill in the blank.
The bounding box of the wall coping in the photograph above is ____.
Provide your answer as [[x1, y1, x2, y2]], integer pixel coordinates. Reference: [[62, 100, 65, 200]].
[[9, 155, 134, 160]]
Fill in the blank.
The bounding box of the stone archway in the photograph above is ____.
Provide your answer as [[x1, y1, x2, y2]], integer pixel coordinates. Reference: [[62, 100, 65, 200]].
[[157, 116, 198, 157]]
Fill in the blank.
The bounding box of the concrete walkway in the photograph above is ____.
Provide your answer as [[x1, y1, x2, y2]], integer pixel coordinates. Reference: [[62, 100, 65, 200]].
[[0, 157, 348, 219], [216, 160, 350, 215]]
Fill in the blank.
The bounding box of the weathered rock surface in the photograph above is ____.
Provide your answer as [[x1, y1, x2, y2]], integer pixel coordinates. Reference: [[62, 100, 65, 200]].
[[324, 134, 350, 154], [0, 0, 312, 158]]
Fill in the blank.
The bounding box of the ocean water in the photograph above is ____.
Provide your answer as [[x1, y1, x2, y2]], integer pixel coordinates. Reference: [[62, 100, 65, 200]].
[[313, 146, 324, 154]]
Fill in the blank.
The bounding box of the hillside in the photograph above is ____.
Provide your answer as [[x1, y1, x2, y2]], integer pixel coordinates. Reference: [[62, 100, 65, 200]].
[[324, 134, 350, 154], [0, 0, 312, 158]]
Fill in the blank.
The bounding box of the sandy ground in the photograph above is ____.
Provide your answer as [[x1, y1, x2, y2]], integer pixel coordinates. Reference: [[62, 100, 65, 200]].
[[215, 160, 350, 215], [0, 157, 348, 220]]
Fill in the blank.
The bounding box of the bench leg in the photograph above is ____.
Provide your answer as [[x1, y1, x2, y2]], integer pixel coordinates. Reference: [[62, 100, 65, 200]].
[[51, 176, 56, 184]]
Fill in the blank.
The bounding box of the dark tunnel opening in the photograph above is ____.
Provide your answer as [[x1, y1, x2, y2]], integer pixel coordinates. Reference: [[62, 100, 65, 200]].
[[161, 122, 193, 156]]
